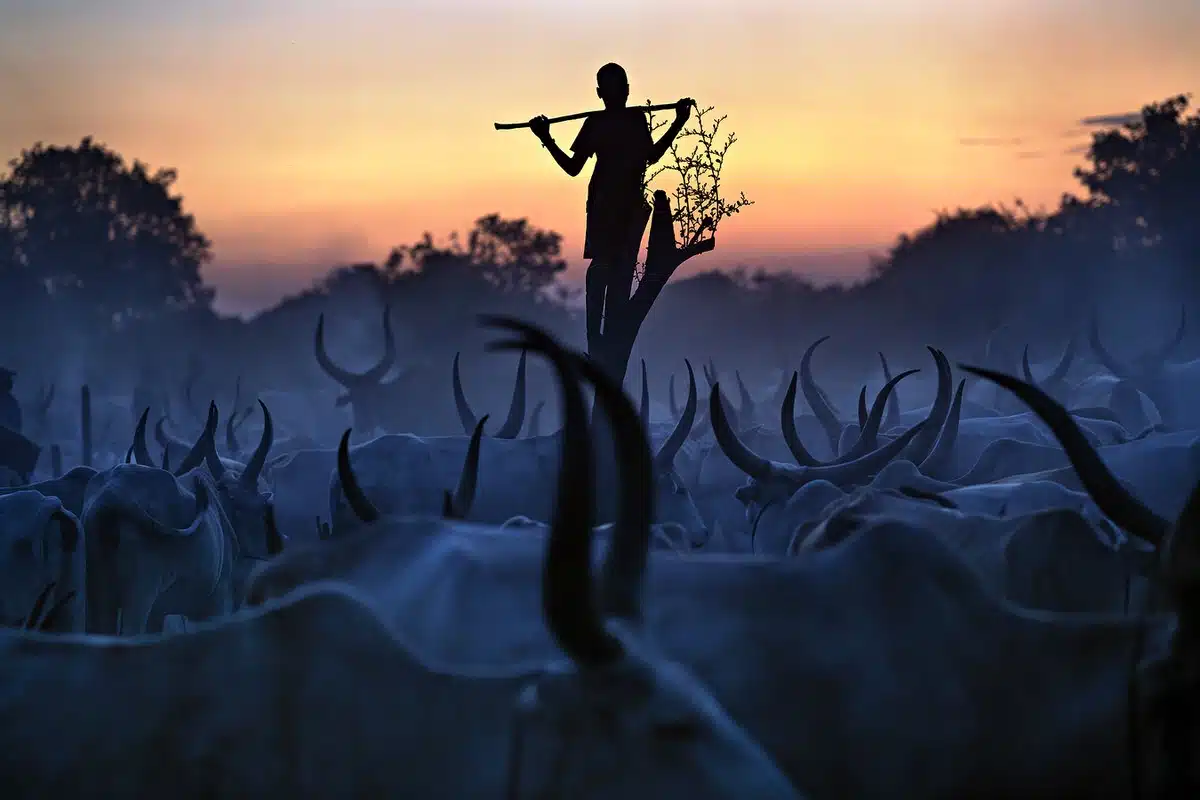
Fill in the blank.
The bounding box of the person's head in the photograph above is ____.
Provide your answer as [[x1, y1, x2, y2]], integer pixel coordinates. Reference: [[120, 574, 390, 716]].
[[596, 63, 629, 109], [0, 368, 14, 393]]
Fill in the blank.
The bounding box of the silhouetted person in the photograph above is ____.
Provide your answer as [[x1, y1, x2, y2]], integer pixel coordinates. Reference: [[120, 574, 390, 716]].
[[0, 367, 21, 433], [529, 64, 692, 354]]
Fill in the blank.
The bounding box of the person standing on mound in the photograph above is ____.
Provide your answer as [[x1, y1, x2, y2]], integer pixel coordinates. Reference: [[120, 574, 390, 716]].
[[528, 63, 692, 354]]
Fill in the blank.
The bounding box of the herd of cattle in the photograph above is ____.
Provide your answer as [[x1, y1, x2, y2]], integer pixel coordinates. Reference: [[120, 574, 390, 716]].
[[0, 307, 1198, 797]]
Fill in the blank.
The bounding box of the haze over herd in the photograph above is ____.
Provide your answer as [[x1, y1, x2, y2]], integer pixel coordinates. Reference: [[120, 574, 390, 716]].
[[0, 93, 1197, 797]]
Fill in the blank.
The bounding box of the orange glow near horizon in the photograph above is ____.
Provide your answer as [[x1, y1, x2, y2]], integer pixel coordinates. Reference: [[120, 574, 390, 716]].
[[2, 0, 1196, 314]]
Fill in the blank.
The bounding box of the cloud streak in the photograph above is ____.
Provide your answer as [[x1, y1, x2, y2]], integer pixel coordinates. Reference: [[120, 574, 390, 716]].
[[1078, 112, 1142, 127]]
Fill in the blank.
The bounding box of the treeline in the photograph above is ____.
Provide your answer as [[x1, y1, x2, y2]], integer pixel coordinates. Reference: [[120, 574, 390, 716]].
[[0, 95, 1195, 418]]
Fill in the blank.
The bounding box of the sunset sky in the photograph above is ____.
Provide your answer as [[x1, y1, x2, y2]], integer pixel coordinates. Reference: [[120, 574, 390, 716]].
[[2, 0, 1196, 316]]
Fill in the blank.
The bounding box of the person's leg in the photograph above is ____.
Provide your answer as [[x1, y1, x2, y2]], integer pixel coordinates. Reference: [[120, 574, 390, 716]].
[[603, 254, 636, 333], [601, 201, 648, 335], [585, 259, 608, 354]]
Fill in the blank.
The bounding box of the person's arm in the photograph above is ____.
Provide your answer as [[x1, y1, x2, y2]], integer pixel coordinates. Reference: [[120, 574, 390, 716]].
[[648, 98, 694, 165], [543, 138, 589, 177], [530, 115, 590, 177]]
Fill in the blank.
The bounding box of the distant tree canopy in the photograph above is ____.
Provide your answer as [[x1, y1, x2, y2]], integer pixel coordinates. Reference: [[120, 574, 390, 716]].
[[1074, 94, 1199, 284], [2, 93, 1196, 397], [0, 137, 214, 332], [864, 94, 1200, 342], [382, 213, 567, 296]]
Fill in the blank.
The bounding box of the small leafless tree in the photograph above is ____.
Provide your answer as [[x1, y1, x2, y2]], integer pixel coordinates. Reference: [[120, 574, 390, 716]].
[[591, 103, 753, 382]]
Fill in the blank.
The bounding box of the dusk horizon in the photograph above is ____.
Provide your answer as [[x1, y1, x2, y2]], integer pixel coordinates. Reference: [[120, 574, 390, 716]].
[[4, 0, 1196, 316]]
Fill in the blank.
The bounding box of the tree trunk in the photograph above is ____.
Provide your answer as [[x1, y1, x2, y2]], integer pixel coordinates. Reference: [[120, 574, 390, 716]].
[[588, 191, 716, 385]]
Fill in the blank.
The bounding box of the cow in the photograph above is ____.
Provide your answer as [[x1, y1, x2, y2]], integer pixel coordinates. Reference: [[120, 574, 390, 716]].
[[313, 304, 429, 437], [80, 465, 235, 635], [247, 319, 1200, 798], [0, 316, 803, 799], [0, 465, 98, 517], [787, 486, 1150, 613], [198, 400, 279, 557], [327, 358, 706, 537], [0, 490, 84, 631], [709, 378, 929, 531], [452, 348, 528, 438], [1088, 305, 1200, 428]]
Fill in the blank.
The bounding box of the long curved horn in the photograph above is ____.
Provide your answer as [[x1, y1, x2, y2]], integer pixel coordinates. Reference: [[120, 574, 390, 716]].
[[1020, 345, 1037, 385], [173, 403, 218, 476], [336, 429, 381, 523], [901, 348, 952, 464], [799, 336, 842, 453], [314, 306, 396, 387], [445, 414, 487, 520], [836, 368, 919, 462], [155, 418, 192, 453], [1046, 335, 1077, 384], [1022, 336, 1077, 391], [132, 408, 155, 467], [961, 364, 1168, 546], [239, 400, 274, 488], [919, 379, 966, 479], [780, 373, 822, 467], [857, 387, 868, 430], [572, 352, 654, 623], [478, 315, 622, 667], [712, 382, 783, 482], [493, 350, 527, 439], [653, 360, 697, 470], [719, 380, 926, 488], [452, 352, 478, 433]]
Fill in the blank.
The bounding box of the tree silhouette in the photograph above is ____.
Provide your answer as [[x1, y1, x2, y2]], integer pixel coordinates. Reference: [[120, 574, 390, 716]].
[[1073, 95, 1199, 289], [382, 213, 567, 298], [0, 137, 214, 331], [867, 206, 1027, 337], [590, 104, 752, 382]]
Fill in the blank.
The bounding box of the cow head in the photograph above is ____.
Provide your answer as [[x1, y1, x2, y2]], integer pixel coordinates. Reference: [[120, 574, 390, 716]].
[[0, 491, 83, 632], [313, 305, 398, 436], [201, 399, 282, 561]]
